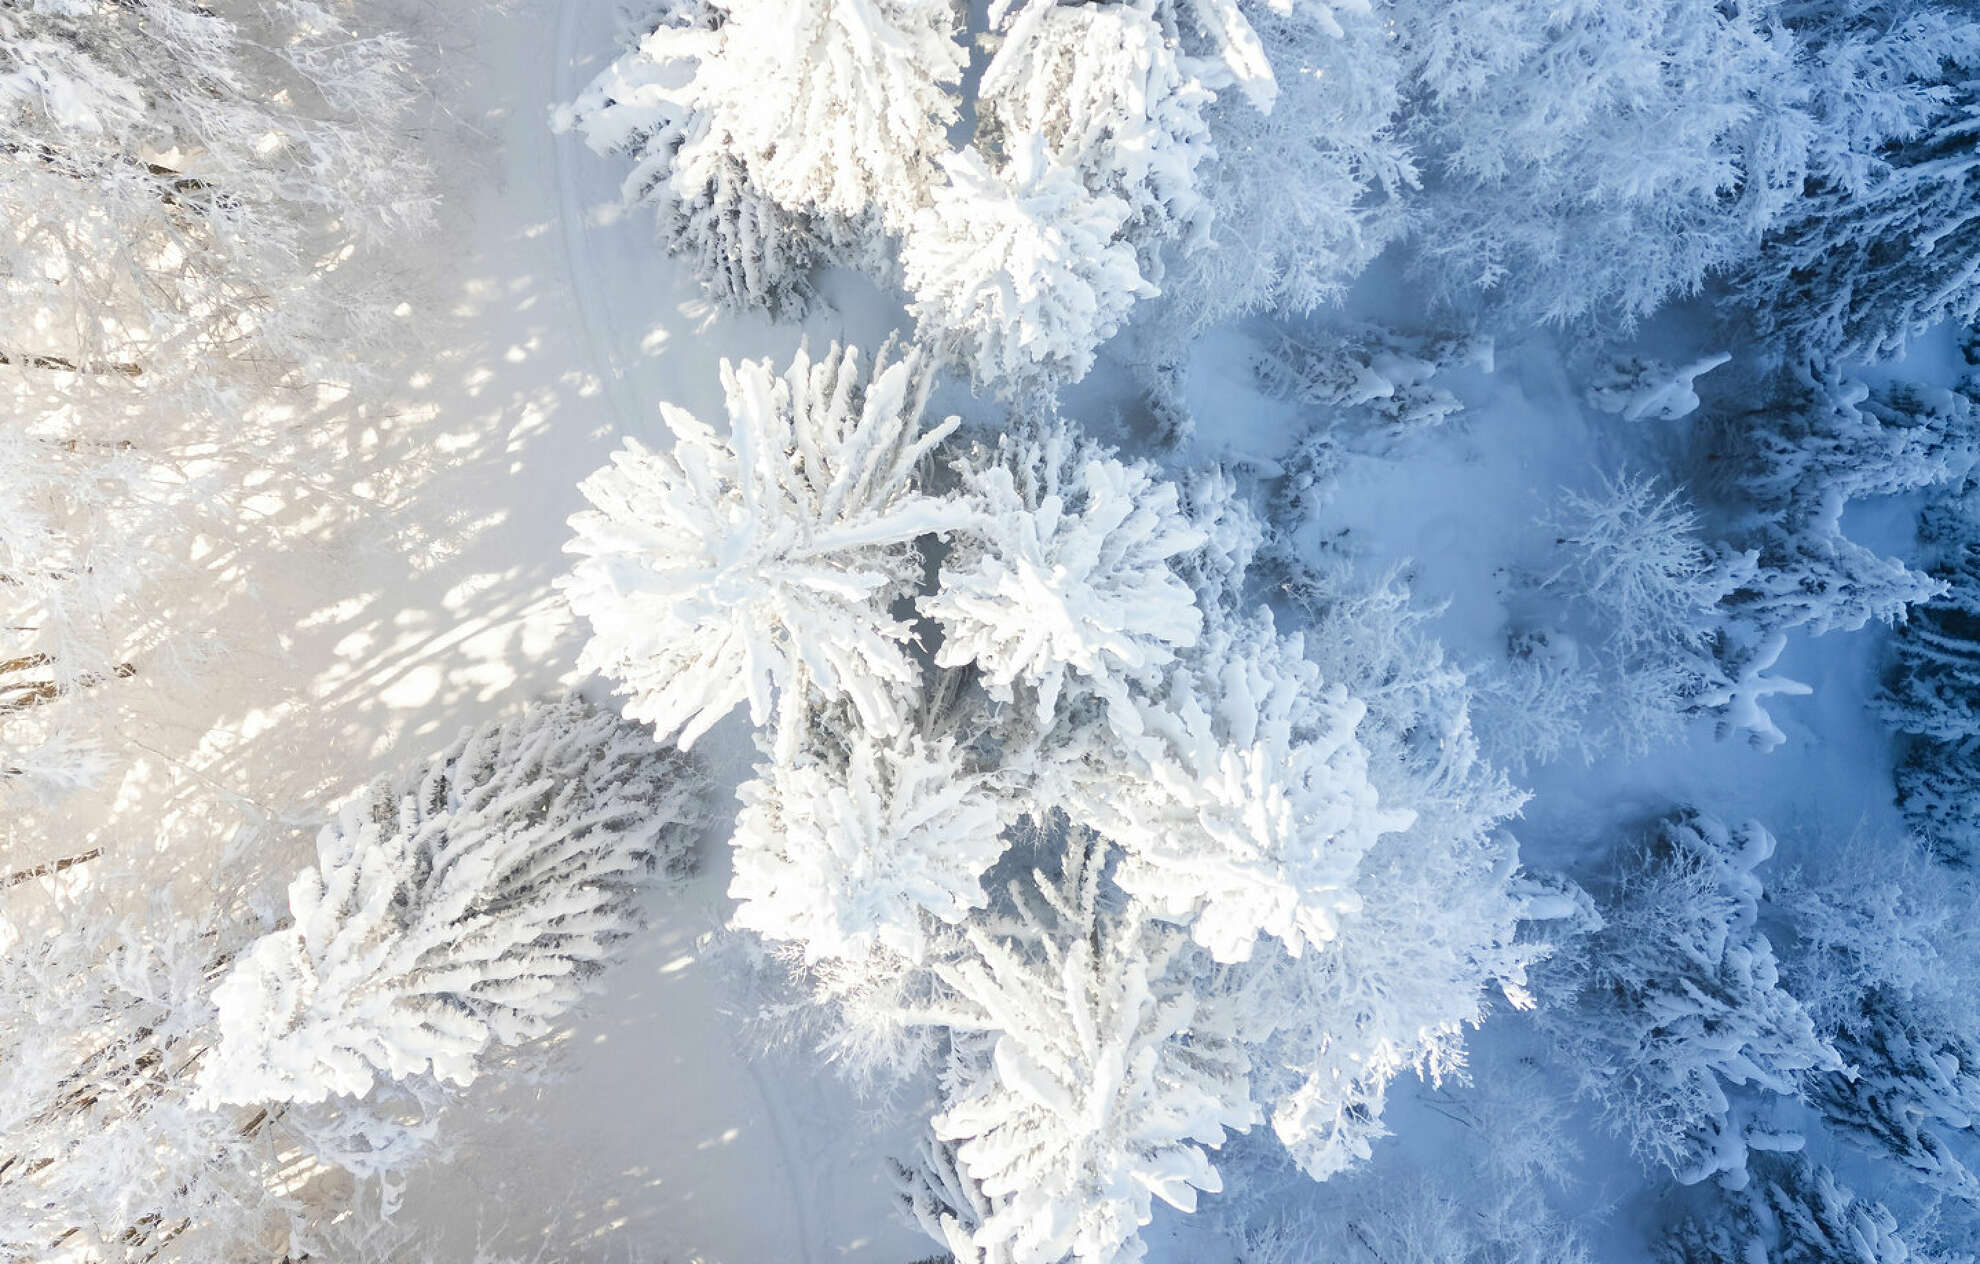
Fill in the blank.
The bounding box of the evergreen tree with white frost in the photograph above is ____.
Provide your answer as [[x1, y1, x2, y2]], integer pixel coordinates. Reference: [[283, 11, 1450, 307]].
[[2, 699, 698, 1258], [202, 699, 707, 1106], [922, 421, 1206, 726], [1737, 0, 1980, 364], [0, 863, 442, 1260], [1722, 369, 1976, 642], [1666, 1156, 1919, 1264], [572, 345, 1558, 1258], [562, 342, 970, 761], [1251, 323, 1491, 451], [569, 0, 1420, 396], [922, 420, 1203, 729], [919, 829, 1260, 1264], [1074, 609, 1414, 964], [1883, 483, 1980, 862], [1540, 811, 1840, 1188], [557, 0, 964, 311], [729, 711, 1009, 965], [1150, 4, 1411, 342], [1236, 561, 1554, 1182], [1885, 487, 1980, 747], [1391, 0, 1801, 328], [1814, 991, 1980, 1204], [903, 144, 1154, 396], [1776, 840, 1980, 1207]]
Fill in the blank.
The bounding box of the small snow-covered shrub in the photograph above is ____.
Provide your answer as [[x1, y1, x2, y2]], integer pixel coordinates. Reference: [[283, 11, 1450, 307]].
[[1502, 470, 1744, 761]]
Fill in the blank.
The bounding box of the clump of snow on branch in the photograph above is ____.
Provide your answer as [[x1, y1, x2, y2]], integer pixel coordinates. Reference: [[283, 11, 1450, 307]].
[[1586, 353, 1732, 422]]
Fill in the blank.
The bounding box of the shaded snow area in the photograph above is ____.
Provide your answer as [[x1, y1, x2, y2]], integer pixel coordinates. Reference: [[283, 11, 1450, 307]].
[[8, 0, 1980, 1261]]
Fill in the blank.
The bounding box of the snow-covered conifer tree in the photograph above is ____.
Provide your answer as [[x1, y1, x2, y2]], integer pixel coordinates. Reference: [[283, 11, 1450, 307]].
[[892, 1133, 1003, 1264], [1723, 370, 1975, 640], [1078, 610, 1414, 964], [1882, 485, 1980, 861], [1151, 5, 1411, 341], [570, 0, 1423, 396], [562, 342, 970, 760], [0, 864, 441, 1260], [903, 145, 1155, 395], [1392, 0, 1800, 328], [923, 423, 1206, 724], [201, 699, 707, 1105], [584, 349, 1554, 1259], [558, 0, 964, 311], [1233, 562, 1552, 1182], [1737, 1, 1980, 364], [1540, 811, 1840, 1187], [1814, 993, 1980, 1203], [1665, 1157, 1917, 1264], [1545, 472, 1736, 665], [729, 720, 1008, 964], [1774, 839, 1980, 1205], [1884, 489, 1980, 747], [1252, 324, 1490, 450], [922, 831, 1260, 1264], [1894, 741, 1980, 867]]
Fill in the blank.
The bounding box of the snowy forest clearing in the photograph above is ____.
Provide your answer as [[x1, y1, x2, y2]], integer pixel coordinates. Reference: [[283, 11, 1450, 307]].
[[7, 0, 1980, 1260]]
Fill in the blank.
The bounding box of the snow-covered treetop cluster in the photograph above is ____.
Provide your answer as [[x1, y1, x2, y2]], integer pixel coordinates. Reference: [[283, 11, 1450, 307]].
[[565, 0, 1980, 402], [564, 342, 1558, 1260]]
